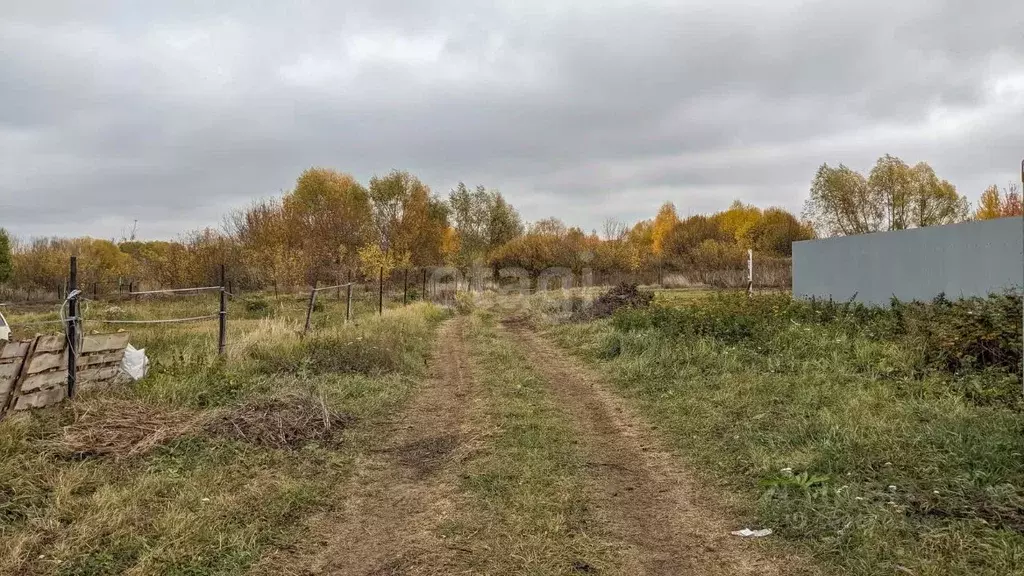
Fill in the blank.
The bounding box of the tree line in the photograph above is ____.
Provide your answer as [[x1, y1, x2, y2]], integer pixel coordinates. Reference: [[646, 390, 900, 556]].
[[804, 154, 1021, 235], [0, 155, 1019, 295]]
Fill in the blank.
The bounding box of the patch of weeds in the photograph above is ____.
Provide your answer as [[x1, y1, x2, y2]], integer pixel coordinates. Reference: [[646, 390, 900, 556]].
[[243, 296, 273, 319]]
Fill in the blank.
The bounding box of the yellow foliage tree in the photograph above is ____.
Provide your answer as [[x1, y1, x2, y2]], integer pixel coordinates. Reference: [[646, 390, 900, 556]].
[[650, 202, 679, 257], [975, 184, 1022, 220]]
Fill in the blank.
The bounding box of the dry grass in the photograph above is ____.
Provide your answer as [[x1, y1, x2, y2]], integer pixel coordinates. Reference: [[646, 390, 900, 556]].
[[206, 394, 354, 450], [57, 398, 204, 460], [0, 297, 448, 575]]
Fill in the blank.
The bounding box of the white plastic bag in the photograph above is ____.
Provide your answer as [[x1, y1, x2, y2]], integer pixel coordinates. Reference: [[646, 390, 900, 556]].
[[120, 344, 149, 381]]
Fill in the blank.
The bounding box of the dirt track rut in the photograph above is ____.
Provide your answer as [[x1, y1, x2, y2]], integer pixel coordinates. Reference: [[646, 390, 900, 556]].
[[502, 320, 796, 576], [256, 317, 475, 576]]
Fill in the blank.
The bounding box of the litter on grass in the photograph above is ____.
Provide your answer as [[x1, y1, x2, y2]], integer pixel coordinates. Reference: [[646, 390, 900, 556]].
[[120, 344, 149, 381], [730, 528, 773, 538]]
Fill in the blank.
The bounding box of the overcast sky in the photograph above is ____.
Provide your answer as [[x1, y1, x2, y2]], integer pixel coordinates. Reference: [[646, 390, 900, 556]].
[[1, 0, 1022, 240]]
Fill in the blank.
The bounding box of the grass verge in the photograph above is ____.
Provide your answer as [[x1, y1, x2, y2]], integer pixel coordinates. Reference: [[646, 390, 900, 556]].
[[1, 299, 447, 576]]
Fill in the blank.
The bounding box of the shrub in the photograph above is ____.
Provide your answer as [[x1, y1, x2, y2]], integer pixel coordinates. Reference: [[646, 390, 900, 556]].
[[898, 293, 1022, 375], [454, 292, 475, 315]]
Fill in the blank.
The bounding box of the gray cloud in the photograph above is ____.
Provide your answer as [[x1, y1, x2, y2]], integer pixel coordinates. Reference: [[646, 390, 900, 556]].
[[1, 0, 1022, 239]]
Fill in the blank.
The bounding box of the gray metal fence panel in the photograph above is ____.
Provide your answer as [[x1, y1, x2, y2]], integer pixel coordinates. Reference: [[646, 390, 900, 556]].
[[792, 217, 1024, 304]]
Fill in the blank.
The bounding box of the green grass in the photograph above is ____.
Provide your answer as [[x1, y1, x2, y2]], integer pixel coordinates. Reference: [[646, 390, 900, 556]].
[[545, 295, 1024, 576], [439, 311, 624, 575], [0, 297, 447, 576]]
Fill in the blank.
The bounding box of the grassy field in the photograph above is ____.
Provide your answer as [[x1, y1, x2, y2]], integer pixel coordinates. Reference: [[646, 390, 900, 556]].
[[2, 285, 1021, 575], [0, 293, 448, 575], [544, 290, 1024, 576]]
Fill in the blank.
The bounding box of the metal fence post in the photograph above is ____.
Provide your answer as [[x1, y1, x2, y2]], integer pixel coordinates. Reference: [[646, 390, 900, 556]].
[[403, 268, 409, 306], [378, 266, 384, 315], [422, 269, 427, 302], [66, 256, 79, 398], [218, 264, 227, 356]]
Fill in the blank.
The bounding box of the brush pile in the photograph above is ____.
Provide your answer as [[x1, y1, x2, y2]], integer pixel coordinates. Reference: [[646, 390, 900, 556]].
[[573, 283, 654, 321], [205, 393, 353, 449]]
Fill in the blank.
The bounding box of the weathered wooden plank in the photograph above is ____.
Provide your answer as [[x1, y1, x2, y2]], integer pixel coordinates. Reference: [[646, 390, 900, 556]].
[[79, 365, 121, 384], [35, 335, 65, 353], [14, 386, 66, 410], [5, 337, 46, 415], [81, 333, 131, 354], [1, 341, 30, 360], [77, 350, 126, 369], [0, 357, 24, 394], [27, 352, 66, 375], [20, 370, 67, 393], [0, 360, 22, 381]]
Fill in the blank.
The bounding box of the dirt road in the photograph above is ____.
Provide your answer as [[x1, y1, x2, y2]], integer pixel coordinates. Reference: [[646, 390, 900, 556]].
[[502, 319, 795, 576], [256, 317, 477, 575], [257, 314, 801, 575]]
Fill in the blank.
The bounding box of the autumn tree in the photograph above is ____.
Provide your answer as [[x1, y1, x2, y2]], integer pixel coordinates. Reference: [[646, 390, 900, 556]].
[[975, 183, 1023, 220], [743, 208, 815, 256], [908, 163, 969, 227], [651, 202, 680, 258], [805, 163, 880, 236], [592, 218, 630, 274], [448, 183, 490, 265], [73, 238, 132, 288], [363, 169, 451, 274], [440, 226, 461, 266], [869, 154, 916, 231], [976, 186, 1003, 220], [367, 170, 418, 255], [285, 168, 373, 283], [357, 244, 406, 279], [805, 156, 969, 236], [624, 220, 654, 273], [713, 200, 762, 246], [396, 184, 449, 267], [489, 193, 523, 251], [561, 227, 600, 274], [664, 215, 730, 258], [448, 183, 524, 270], [489, 232, 560, 281]]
